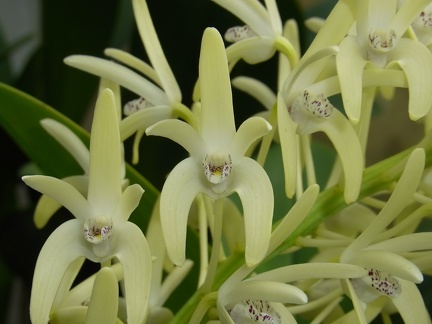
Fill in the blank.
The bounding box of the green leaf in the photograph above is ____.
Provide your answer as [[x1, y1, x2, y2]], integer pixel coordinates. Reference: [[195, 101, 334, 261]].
[[0, 82, 158, 229]]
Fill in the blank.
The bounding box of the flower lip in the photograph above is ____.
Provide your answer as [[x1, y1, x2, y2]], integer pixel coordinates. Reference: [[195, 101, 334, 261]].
[[224, 25, 258, 42], [288, 90, 334, 126], [368, 29, 396, 53], [228, 300, 281, 324], [84, 216, 113, 244], [203, 152, 233, 184], [123, 97, 154, 116]]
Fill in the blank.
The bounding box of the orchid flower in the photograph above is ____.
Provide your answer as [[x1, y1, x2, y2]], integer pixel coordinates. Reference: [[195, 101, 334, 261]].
[[64, 0, 194, 163], [212, 0, 298, 68], [337, 0, 432, 123], [146, 28, 273, 267], [22, 89, 152, 324]]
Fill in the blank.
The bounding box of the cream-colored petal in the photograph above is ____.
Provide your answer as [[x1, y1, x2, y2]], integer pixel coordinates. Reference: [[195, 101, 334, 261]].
[[23, 175, 91, 222], [277, 92, 297, 198], [341, 279, 370, 324], [367, 232, 432, 253], [230, 117, 271, 156], [146, 119, 206, 159], [119, 105, 173, 141], [211, 0, 272, 36], [40, 119, 89, 172], [269, 184, 319, 255], [199, 28, 236, 146], [390, 0, 432, 37], [250, 263, 367, 282], [387, 38, 432, 120], [368, 0, 396, 31], [336, 36, 368, 123], [104, 48, 161, 87], [87, 89, 122, 214], [263, 0, 282, 34], [30, 220, 93, 324], [342, 148, 425, 256], [231, 76, 276, 111], [347, 250, 423, 283], [116, 184, 144, 222], [64, 55, 169, 105], [300, 109, 363, 203], [160, 158, 212, 265], [34, 175, 89, 228], [112, 222, 152, 324], [85, 267, 119, 324], [221, 281, 306, 306], [226, 37, 276, 65], [233, 157, 273, 266], [391, 278, 432, 323], [132, 0, 181, 102]]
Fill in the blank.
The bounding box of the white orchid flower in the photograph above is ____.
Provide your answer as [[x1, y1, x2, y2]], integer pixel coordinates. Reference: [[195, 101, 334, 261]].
[[146, 28, 273, 267], [22, 89, 152, 324]]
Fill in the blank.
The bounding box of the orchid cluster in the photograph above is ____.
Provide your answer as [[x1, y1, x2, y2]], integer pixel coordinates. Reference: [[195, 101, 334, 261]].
[[8, 0, 432, 323]]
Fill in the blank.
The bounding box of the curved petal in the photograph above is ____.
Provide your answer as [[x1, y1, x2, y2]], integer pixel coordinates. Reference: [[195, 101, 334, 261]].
[[300, 109, 363, 204], [160, 157, 211, 265], [390, 0, 432, 37], [231, 76, 276, 110], [233, 157, 274, 266], [387, 38, 432, 120], [277, 92, 297, 198], [104, 48, 161, 87], [132, 0, 181, 102], [119, 105, 174, 140], [116, 184, 144, 222], [200, 28, 236, 146], [250, 263, 367, 282], [336, 36, 368, 123], [347, 250, 423, 283], [30, 220, 92, 324], [226, 37, 276, 64], [391, 278, 431, 323], [211, 0, 272, 36], [341, 279, 368, 324], [264, 0, 282, 34], [112, 222, 152, 324], [22, 175, 91, 222], [230, 116, 271, 156], [64, 55, 169, 105], [221, 281, 307, 306], [40, 119, 89, 172], [34, 175, 89, 228], [366, 232, 432, 253], [87, 89, 122, 213], [146, 119, 206, 159], [342, 149, 425, 256], [85, 267, 119, 324]]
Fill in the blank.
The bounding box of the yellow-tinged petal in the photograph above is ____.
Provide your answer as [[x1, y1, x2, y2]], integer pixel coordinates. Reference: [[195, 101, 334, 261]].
[[301, 109, 363, 203], [200, 28, 236, 146], [160, 158, 213, 265], [30, 220, 94, 324], [226, 37, 276, 64], [85, 267, 119, 324], [341, 279, 368, 324], [348, 250, 423, 283], [222, 281, 307, 305], [231, 76, 276, 110], [250, 263, 367, 282], [116, 184, 144, 222], [391, 278, 432, 323], [367, 232, 432, 253], [390, 0, 432, 37], [112, 222, 152, 324], [387, 38, 432, 120], [23, 175, 91, 223], [132, 0, 181, 102], [230, 117, 271, 156], [87, 89, 122, 214], [119, 105, 173, 141], [336, 36, 368, 123], [234, 157, 274, 266], [34, 175, 88, 228], [146, 119, 206, 159], [277, 92, 297, 198], [64, 55, 169, 105], [40, 119, 89, 172]]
